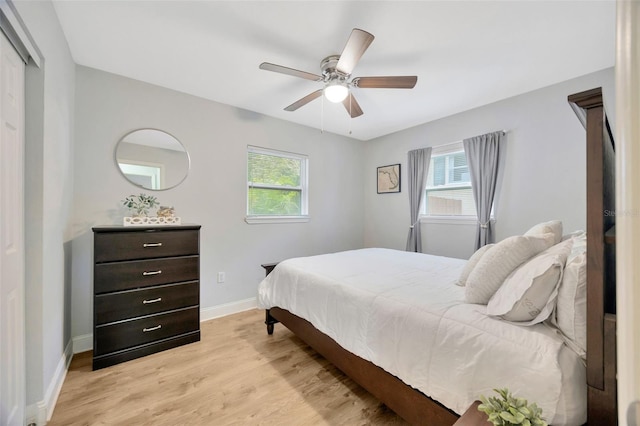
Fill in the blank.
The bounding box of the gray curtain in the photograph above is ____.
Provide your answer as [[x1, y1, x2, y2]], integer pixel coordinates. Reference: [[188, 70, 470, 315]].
[[405, 147, 432, 252], [464, 131, 503, 250]]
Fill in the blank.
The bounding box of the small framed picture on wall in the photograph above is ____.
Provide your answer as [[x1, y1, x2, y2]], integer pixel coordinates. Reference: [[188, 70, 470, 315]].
[[377, 164, 401, 194]]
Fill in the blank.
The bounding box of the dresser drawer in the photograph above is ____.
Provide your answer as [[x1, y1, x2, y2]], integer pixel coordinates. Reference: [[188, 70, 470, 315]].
[[94, 229, 199, 263], [94, 256, 199, 294], [94, 307, 199, 356], [95, 281, 199, 325]]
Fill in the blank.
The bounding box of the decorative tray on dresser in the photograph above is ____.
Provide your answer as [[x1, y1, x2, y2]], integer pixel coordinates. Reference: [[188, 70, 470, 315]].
[[92, 224, 201, 370]]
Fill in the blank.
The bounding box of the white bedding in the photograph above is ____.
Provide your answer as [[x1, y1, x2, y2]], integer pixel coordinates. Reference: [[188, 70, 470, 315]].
[[257, 248, 586, 425]]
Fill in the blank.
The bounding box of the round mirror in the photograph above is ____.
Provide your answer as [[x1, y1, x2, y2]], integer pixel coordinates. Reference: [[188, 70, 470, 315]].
[[115, 129, 190, 191]]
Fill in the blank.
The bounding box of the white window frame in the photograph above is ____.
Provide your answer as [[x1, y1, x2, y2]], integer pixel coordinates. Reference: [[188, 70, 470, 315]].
[[245, 145, 309, 224], [421, 141, 477, 224]]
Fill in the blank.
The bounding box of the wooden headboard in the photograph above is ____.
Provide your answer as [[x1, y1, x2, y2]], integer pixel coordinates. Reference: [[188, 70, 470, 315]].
[[568, 87, 617, 425]]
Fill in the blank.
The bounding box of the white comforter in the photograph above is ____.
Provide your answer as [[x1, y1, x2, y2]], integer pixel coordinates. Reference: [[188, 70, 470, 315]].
[[257, 248, 586, 425]]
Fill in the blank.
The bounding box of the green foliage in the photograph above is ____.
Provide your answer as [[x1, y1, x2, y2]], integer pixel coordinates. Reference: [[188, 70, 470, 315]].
[[248, 188, 301, 215], [248, 152, 300, 187], [248, 152, 302, 215], [478, 388, 547, 426], [122, 193, 159, 217]]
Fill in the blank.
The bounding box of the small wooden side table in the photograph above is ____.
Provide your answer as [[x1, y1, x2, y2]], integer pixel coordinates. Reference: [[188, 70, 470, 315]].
[[453, 401, 492, 426], [261, 262, 280, 334], [261, 262, 279, 276]]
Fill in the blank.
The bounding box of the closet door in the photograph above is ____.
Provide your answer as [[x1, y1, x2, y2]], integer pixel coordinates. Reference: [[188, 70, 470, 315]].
[[0, 30, 25, 426]]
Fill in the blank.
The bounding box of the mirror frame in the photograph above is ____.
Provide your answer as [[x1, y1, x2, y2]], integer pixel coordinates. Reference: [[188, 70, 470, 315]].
[[115, 128, 191, 191]]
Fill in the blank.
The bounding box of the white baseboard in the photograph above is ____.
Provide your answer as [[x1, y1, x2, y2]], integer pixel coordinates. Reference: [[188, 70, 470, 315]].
[[45, 341, 73, 421], [25, 400, 46, 426], [200, 297, 257, 322], [26, 340, 73, 425], [72, 333, 93, 354], [70, 298, 258, 354]]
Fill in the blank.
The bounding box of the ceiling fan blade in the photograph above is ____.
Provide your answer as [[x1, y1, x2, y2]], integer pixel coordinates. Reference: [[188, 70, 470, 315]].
[[353, 76, 418, 89], [284, 90, 323, 111], [342, 93, 364, 118], [259, 62, 323, 81], [336, 29, 375, 76]]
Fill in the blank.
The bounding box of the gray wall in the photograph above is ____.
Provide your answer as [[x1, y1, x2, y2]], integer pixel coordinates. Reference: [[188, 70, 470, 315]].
[[71, 66, 365, 340], [363, 68, 615, 260], [14, 0, 76, 413]]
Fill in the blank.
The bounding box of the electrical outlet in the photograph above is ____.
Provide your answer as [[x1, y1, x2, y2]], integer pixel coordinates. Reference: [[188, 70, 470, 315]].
[[217, 272, 225, 283]]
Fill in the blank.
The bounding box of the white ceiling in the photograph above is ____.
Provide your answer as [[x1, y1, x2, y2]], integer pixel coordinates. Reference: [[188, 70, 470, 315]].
[[52, 1, 615, 141]]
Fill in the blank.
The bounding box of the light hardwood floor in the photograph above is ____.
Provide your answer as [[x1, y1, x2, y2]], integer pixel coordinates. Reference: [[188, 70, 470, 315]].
[[49, 309, 407, 425]]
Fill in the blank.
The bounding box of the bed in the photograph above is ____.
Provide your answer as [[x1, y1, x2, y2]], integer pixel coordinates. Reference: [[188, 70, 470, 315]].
[[257, 88, 617, 425]]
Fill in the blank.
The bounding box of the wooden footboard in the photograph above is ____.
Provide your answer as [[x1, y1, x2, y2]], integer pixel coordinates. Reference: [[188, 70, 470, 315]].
[[268, 307, 459, 426]]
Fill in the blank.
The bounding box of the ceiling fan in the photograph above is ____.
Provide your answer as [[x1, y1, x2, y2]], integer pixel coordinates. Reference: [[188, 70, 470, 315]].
[[259, 28, 417, 118]]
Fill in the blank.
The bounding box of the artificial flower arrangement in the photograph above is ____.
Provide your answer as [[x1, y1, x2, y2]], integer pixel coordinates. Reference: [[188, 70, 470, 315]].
[[122, 193, 159, 217], [478, 388, 547, 426], [121, 193, 180, 226]]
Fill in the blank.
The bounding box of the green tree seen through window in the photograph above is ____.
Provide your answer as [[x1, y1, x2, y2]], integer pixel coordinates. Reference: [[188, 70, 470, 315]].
[[247, 149, 307, 216]]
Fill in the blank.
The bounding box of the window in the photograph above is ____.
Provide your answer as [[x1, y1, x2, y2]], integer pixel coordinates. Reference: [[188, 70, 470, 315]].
[[246, 146, 308, 223], [423, 142, 476, 217]]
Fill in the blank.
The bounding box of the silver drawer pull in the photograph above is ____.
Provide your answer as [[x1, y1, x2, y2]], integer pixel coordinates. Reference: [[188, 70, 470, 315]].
[[142, 297, 162, 304], [143, 242, 163, 248], [142, 270, 162, 276], [143, 325, 162, 332]]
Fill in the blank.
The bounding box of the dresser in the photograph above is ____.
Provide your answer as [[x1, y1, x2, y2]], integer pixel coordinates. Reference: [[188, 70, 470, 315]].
[[92, 225, 201, 370]]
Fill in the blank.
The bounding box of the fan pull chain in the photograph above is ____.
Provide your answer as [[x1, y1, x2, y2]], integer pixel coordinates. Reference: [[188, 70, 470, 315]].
[[321, 93, 324, 134]]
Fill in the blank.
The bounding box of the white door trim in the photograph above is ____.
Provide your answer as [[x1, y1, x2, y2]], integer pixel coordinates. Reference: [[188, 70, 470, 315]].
[[0, 0, 41, 67], [0, 28, 25, 426]]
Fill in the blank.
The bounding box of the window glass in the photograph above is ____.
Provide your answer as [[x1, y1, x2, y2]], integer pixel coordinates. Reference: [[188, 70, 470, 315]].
[[424, 143, 476, 216], [247, 146, 308, 218]]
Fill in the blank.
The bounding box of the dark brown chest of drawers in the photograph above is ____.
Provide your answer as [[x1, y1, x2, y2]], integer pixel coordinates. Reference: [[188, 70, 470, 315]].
[[92, 225, 201, 370]]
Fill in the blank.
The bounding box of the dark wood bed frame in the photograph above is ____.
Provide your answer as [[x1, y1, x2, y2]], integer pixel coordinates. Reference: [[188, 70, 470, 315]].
[[263, 87, 617, 426]]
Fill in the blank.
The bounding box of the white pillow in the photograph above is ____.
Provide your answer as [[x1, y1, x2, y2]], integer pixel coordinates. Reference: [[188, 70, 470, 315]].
[[554, 232, 587, 357], [487, 239, 572, 325], [524, 220, 563, 245], [455, 244, 495, 286], [465, 233, 554, 304]]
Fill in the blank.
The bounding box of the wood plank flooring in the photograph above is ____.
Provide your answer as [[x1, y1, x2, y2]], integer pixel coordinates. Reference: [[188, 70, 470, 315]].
[[49, 309, 407, 425]]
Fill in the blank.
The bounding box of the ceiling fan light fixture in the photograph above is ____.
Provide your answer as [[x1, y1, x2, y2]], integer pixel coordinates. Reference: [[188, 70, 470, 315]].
[[324, 82, 349, 103], [260, 28, 415, 118]]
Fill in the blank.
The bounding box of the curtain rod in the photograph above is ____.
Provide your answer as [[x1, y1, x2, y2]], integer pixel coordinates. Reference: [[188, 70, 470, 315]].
[[414, 129, 508, 151]]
